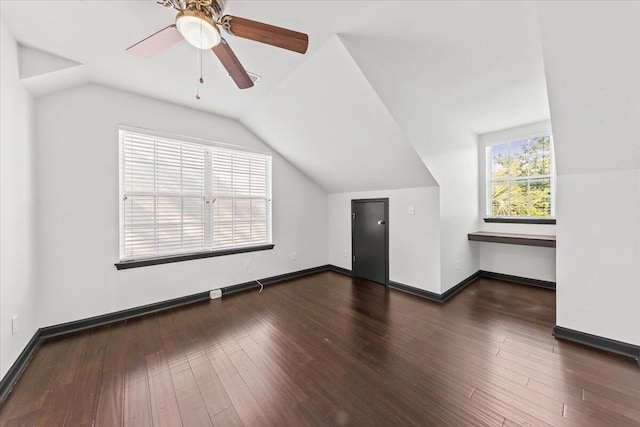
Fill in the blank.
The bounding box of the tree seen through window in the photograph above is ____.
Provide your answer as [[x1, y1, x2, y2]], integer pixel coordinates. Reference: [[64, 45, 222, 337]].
[[489, 136, 552, 217]]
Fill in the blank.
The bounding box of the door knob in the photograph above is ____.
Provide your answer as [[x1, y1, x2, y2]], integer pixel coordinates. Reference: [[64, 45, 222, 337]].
[[377, 219, 386, 225]]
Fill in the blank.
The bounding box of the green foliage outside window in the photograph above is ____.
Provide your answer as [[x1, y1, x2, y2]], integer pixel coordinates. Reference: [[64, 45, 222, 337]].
[[489, 136, 552, 217]]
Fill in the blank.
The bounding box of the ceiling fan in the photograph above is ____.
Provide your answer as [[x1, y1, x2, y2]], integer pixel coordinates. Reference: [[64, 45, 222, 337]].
[[127, 0, 309, 90]]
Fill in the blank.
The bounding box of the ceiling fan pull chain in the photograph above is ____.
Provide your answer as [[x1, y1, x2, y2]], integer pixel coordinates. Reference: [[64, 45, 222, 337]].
[[194, 17, 204, 100], [200, 39, 204, 84], [195, 47, 201, 100]]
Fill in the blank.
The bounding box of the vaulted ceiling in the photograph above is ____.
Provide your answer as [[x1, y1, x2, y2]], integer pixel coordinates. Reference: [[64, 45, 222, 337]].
[[242, 35, 437, 193], [1, 0, 552, 192]]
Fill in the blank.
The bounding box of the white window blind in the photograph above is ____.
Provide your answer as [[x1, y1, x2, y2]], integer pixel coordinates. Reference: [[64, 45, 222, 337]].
[[119, 128, 272, 260]]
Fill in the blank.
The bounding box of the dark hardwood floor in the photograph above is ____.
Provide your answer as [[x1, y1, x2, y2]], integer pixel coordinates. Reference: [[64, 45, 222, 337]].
[[1, 272, 639, 426]]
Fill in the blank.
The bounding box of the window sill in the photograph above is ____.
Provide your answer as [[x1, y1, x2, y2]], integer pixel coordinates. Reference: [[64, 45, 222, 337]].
[[484, 217, 556, 225], [115, 244, 275, 270]]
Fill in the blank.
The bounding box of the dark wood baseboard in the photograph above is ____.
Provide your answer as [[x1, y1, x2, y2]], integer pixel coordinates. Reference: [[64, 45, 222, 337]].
[[221, 280, 266, 295], [0, 290, 213, 405], [479, 270, 556, 290], [6, 266, 639, 426], [386, 274, 640, 364], [442, 271, 483, 302], [388, 271, 481, 303], [330, 265, 481, 302], [378, 271, 553, 304], [388, 281, 444, 302], [0, 264, 335, 404], [221, 265, 332, 295], [3, 265, 633, 405], [553, 326, 640, 365], [327, 265, 353, 276], [40, 292, 211, 340], [0, 332, 42, 404]]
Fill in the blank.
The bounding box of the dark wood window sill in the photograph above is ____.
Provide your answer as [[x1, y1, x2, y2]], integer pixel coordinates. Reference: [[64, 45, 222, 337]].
[[484, 217, 556, 225], [115, 244, 275, 270], [468, 231, 556, 248]]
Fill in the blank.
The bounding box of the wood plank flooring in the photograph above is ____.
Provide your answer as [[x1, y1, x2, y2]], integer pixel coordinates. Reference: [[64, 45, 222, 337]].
[[1, 272, 639, 426]]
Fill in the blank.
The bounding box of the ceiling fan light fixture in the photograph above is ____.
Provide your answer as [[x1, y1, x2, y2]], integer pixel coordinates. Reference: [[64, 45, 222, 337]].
[[176, 10, 221, 49]]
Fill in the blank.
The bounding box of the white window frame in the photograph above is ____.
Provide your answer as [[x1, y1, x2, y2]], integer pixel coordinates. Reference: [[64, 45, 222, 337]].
[[118, 125, 272, 262], [485, 135, 556, 219]]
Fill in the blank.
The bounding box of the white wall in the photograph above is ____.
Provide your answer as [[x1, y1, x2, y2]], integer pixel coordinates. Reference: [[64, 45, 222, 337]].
[[434, 131, 481, 292], [479, 245, 555, 283], [329, 188, 441, 293], [477, 121, 556, 282], [0, 19, 38, 377], [341, 39, 480, 293], [538, 2, 640, 345], [378, 104, 480, 293], [34, 84, 329, 327], [555, 170, 639, 345]]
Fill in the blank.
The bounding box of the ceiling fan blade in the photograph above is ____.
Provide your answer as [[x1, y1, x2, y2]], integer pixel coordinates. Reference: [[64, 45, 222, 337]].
[[221, 15, 308, 54], [212, 38, 254, 89], [127, 25, 184, 57]]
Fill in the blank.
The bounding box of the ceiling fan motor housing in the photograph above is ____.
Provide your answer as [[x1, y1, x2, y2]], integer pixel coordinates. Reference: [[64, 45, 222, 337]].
[[158, 0, 225, 21], [183, 0, 225, 21], [211, 0, 225, 20]]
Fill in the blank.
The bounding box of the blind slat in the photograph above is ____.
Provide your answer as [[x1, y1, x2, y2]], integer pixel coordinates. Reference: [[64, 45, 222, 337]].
[[120, 129, 272, 260]]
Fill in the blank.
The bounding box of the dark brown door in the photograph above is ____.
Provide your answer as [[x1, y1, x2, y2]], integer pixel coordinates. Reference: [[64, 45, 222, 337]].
[[351, 199, 388, 285]]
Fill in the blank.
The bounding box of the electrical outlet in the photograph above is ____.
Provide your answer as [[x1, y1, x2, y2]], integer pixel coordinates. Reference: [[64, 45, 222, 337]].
[[291, 251, 297, 260], [11, 315, 18, 335], [408, 205, 415, 215], [455, 260, 460, 271], [343, 249, 348, 258], [244, 259, 251, 270]]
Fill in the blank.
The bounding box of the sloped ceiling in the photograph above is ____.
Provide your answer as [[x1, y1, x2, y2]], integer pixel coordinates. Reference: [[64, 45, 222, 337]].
[[17, 45, 89, 97], [338, 1, 550, 135], [0, 1, 369, 119], [242, 36, 436, 193], [18, 45, 82, 79], [537, 1, 640, 175], [1, 1, 553, 192], [1, 1, 550, 130]]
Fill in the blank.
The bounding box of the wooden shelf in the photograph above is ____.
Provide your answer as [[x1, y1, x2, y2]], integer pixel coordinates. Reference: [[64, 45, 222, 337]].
[[468, 231, 556, 248]]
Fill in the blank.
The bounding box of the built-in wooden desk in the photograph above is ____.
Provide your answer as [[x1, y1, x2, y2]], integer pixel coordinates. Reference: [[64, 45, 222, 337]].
[[468, 231, 556, 248]]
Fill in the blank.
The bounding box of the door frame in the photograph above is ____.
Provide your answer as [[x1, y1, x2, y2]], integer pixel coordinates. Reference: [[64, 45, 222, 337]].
[[351, 198, 389, 286]]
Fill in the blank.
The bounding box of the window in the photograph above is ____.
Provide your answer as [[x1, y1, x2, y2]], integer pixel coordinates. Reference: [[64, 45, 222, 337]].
[[487, 136, 553, 218], [119, 127, 272, 261]]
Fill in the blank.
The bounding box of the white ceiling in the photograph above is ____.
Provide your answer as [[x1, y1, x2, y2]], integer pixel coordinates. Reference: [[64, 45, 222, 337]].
[[537, 1, 640, 175], [243, 35, 437, 193], [0, 1, 368, 119], [338, 1, 550, 134], [1, 0, 550, 133], [1, 1, 552, 193]]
